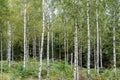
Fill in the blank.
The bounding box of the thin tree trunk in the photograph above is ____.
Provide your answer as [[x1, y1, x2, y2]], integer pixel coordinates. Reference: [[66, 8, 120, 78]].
[[47, 20, 50, 78], [96, 0, 99, 74], [113, 23, 116, 76], [23, 0, 27, 68], [51, 32, 54, 63], [87, 0, 91, 75], [100, 34, 103, 68], [38, 0, 45, 79], [7, 21, 11, 68], [74, 0, 79, 80]]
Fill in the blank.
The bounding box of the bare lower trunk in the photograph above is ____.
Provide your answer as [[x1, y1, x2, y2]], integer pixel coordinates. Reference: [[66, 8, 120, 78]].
[[100, 35, 103, 68], [51, 32, 54, 63], [87, 0, 91, 75], [74, 0, 79, 80], [7, 21, 11, 68], [47, 23, 50, 78], [23, 0, 27, 69], [38, 0, 45, 79], [96, 0, 99, 74], [113, 25, 116, 76]]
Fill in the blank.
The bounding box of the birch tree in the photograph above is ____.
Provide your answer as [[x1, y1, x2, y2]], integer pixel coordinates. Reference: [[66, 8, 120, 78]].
[[96, 0, 99, 74], [100, 33, 103, 68], [46, 0, 50, 77], [113, 16, 116, 76], [46, 22, 50, 77], [74, 0, 79, 80], [7, 21, 11, 68], [38, 0, 45, 79], [87, 0, 91, 75], [23, 0, 27, 68]]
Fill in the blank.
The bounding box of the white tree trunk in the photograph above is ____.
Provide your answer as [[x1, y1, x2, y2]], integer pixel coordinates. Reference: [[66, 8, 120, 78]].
[[87, 0, 91, 75], [113, 24, 116, 76], [74, 0, 79, 80], [23, 0, 27, 68], [47, 21, 50, 78], [7, 21, 11, 68], [96, 0, 99, 74], [38, 0, 45, 79]]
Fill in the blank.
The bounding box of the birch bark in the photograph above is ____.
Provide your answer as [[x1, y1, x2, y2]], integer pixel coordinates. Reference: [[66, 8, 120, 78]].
[[87, 0, 91, 75], [38, 0, 45, 79]]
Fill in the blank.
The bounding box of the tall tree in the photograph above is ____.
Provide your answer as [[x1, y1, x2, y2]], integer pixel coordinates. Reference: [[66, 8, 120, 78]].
[[7, 21, 11, 68], [23, 0, 27, 68], [74, 0, 79, 80], [96, 0, 99, 74], [113, 15, 116, 76], [46, 0, 50, 77], [100, 32, 103, 68], [87, 0, 91, 75], [38, 0, 45, 79]]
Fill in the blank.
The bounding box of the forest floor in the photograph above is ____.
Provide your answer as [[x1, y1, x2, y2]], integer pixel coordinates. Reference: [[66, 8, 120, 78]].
[[0, 59, 120, 80]]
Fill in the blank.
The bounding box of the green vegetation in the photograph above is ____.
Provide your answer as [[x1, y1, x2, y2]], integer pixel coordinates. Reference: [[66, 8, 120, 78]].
[[0, 59, 120, 80]]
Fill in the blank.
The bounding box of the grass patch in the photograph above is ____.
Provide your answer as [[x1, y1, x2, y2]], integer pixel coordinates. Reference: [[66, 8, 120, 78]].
[[0, 59, 120, 80]]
